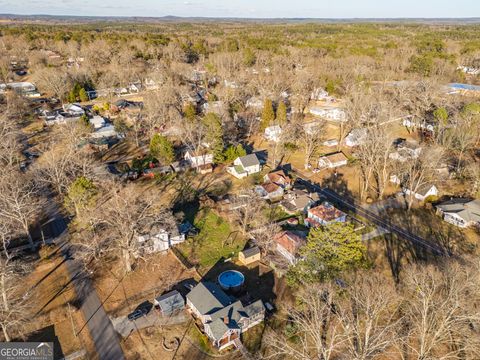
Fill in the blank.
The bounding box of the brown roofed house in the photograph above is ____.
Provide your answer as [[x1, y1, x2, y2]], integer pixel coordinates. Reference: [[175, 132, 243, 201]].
[[264, 170, 292, 189], [305, 202, 347, 228], [274, 231, 306, 264]]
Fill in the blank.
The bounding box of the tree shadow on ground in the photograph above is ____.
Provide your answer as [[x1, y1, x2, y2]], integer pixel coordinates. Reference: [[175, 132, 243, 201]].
[[320, 171, 355, 203], [23, 325, 64, 360]]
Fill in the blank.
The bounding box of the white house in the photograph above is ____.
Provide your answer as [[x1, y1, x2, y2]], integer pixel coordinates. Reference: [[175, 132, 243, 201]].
[[184, 150, 214, 168], [91, 124, 118, 139], [404, 184, 438, 201], [227, 154, 261, 179], [0, 82, 40, 97], [309, 106, 346, 122], [402, 117, 435, 132], [246, 97, 263, 109], [202, 101, 225, 115], [128, 82, 142, 93], [145, 78, 159, 90], [255, 182, 284, 200], [90, 115, 106, 130], [310, 88, 329, 101], [436, 199, 480, 228], [44, 112, 76, 126], [323, 139, 339, 147], [318, 152, 348, 169], [63, 103, 85, 117], [264, 125, 282, 142], [137, 229, 185, 254], [345, 128, 367, 147], [389, 140, 422, 162], [457, 66, 480, 76]]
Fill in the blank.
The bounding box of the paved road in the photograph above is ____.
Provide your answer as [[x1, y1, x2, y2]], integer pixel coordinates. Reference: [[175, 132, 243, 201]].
[[48, 214, 126, 360], [361, 227, 390, 241], [293, 171, 450, 257]]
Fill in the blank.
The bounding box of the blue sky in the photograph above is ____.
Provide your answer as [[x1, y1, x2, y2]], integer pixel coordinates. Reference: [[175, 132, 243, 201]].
[[0, 0, 479, 18]]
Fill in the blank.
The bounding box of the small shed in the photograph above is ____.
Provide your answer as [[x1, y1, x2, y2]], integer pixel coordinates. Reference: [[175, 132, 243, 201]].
[[154, 290, 185, 316], [238, 246, 261, 265]]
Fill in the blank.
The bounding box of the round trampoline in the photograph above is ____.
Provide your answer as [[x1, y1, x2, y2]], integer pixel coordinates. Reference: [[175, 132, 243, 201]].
[[218, 270, 245, 291]]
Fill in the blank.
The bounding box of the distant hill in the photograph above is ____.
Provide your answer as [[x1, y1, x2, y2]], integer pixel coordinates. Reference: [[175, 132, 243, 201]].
[[1, 13, 480, 24]]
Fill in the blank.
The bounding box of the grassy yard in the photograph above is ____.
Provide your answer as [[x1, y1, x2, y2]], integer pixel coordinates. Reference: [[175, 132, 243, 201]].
[[178, 208, 247, 272], [187, 325, 216, 355]]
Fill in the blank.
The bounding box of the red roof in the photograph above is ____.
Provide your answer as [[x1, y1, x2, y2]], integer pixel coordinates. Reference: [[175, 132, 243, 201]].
[[308, 203, 345, 222], [274, 231, 306, 255], [266, 170, 292, 186], [262, 182, 280, 194]]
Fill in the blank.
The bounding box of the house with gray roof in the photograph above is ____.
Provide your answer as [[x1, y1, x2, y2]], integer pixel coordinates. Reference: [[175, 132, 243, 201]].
[[436, 199, 480, 228], [186, 282, 265, 350], [227, 154, 261, 179]]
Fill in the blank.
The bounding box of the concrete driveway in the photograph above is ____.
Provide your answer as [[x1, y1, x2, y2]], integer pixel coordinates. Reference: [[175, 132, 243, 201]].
[[112, 310, 187, 337]]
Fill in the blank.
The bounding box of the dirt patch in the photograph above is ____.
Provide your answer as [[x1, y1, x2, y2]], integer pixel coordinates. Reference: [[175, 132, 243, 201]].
[[94, 251, 197, 316], [25, 250, 94, 358]]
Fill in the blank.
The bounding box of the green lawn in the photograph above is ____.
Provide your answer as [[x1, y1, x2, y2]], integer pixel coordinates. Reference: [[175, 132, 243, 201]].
[[178, 208, 246, 271]]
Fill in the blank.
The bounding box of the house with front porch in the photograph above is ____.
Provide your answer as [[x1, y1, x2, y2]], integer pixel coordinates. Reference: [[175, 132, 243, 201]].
[[436, 198, 480, 228], [184, 149, 214, 169], [186, 282, 265, 350]]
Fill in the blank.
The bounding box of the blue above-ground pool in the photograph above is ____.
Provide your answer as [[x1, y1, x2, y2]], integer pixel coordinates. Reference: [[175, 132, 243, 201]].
[[218, 270, 245, 291]]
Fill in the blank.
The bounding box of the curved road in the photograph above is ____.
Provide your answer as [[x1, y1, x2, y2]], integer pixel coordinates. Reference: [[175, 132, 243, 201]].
[[294, 173, 450, 257]]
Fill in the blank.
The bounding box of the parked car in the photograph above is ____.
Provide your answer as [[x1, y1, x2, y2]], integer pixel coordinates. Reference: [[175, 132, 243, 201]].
[[127, 301, 153, 321], [127, 309, 145, 321]]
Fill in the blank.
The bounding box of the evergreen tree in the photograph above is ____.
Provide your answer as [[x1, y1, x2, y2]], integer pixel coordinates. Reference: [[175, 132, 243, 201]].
[[65, 177, 97, 217], [223, 144, 247, 163], [79, 88, 89, 102], [243, 48, 256, 67], [202, 113, 224, 163], [260, 99, 275, 131], [433, 107, 448, 125], [67, 90, 76, 103], [149, 134, 175, 164], [276, 101, 287, 125], [287, 222, 367, 286], [183, 103, 197, 122]]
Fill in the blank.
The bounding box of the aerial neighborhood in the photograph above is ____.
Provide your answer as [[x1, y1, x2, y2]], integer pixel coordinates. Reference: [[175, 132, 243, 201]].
[[0, 11, 480, 360]]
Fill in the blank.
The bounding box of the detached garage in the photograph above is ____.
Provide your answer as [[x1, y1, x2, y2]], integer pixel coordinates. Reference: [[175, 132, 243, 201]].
[[154, 290, 185, 316]]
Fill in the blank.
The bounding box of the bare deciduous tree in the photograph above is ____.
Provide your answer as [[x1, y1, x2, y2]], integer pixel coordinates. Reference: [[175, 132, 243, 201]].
[[338, 273, 400, 360], [90, 183, 175, 273], [264, 284, 345, 360], [0, 174, 43, 249], [399, 263, 480, 360], [397, 146, 444, 210], [0, 255, 31, 342]]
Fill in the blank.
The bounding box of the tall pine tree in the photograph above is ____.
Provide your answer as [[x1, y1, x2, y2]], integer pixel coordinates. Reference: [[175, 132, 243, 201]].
[[276, 101, 287, 125], [261, 99, 275, 131]]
